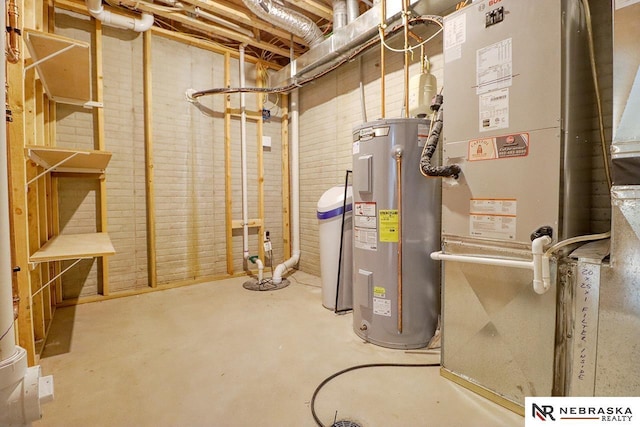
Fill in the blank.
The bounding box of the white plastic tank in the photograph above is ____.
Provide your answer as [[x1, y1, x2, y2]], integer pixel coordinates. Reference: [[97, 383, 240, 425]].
[[317, 186, 353, 310]]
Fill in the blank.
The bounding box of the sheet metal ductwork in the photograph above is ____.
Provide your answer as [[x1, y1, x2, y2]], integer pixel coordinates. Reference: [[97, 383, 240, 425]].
[[272, 0, 459, 86], [242, 0, 324, 47]]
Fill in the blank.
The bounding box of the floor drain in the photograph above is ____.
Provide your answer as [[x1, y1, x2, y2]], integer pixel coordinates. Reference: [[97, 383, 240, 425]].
[[331, 421, 362, 427], [242, 278, 290, 291]]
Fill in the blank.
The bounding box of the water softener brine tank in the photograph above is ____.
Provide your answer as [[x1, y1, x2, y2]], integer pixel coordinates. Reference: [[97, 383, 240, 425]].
[[352, 118, 441, 349]]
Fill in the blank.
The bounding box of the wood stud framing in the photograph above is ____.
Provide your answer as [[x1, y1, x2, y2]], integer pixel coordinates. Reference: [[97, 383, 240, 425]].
[[143, 31, 157, 288], [281, 94, 291, 260], [11, 0, 294, 365], [93, 19, 110, 296], [8, 0, 36, 365]]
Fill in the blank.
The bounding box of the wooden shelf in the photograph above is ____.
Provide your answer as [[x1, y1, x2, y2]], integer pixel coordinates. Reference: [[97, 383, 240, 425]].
[[24, 29, 92, 105], [26, 145, 112, 175], [30, 233, 115, 263]]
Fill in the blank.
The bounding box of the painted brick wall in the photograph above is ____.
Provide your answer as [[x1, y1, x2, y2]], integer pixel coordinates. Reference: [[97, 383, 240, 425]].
[[102, 26, 148, 291], [54, 11, 283, 296], [151, 37, 219, 284]]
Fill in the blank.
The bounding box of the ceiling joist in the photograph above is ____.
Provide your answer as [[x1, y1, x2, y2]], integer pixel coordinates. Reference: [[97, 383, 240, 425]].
[[179, 0, 308, 46]]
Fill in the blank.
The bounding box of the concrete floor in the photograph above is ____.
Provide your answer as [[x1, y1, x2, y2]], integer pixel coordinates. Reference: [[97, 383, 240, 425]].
[[33, 271, 524, 427]]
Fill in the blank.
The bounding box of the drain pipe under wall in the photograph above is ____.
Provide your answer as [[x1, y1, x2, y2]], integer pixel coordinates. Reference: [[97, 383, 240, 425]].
[[272, 89, 300, 284], [86, 0, 153, 31], [1, 11, 54, 422]]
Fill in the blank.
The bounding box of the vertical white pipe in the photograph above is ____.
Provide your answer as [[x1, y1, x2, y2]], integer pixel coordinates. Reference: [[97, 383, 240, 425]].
[[359, 56, 367, 123], [272, 89, 300, 284], [1, 7, 17, 362], [290, 89, 300, 257], [239, 45, 249, 260]]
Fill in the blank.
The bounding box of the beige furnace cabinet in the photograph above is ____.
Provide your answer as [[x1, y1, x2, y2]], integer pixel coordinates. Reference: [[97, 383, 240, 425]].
[[438, 0, 594, 413]]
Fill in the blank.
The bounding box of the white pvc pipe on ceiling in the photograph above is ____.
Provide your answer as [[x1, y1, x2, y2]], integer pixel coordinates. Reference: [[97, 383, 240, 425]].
[[86, 0, 154, 32]]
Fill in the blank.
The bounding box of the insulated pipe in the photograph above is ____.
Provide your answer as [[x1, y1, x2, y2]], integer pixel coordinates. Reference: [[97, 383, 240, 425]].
[[239, 45, 249, 261], [430, 236, 553, 294], [86, 0, 153, 32], [272, 89, 300, 284], [241, 0, 323, 47]]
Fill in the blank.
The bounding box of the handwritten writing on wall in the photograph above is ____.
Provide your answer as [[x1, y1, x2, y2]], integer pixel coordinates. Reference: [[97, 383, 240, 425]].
[[573, 262, 599, 395]]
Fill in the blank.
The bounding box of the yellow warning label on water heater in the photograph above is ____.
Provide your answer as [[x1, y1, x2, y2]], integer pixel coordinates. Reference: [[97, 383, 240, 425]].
[[379, 209, 399, 242], [373, 286, 386, 298]]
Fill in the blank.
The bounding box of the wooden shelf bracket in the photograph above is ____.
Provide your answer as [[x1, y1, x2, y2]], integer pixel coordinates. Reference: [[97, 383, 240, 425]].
[[31, 258, 83, 297], [23, 29, 99, 107], [26, 150, 86, 185]]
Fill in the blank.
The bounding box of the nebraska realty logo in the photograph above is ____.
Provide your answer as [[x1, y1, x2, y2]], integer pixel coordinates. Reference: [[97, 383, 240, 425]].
[[525, 397, 639, 426]]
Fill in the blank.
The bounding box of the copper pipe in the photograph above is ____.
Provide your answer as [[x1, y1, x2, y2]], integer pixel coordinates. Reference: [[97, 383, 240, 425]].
[[379, 0, 386, 118], [395, 150, 403, 334], [6, 0, 20, 64]]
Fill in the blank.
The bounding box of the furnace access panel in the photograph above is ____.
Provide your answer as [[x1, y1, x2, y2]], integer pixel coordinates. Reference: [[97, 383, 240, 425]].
[[441, 0, 593, 245]]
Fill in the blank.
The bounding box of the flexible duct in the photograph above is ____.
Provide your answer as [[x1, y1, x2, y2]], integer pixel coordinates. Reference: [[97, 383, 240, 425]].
[[241, 0, 323, 47], [86, 0, 154, 32]]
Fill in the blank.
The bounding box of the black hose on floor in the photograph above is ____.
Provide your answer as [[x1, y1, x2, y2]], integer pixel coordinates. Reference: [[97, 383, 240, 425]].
[[310, 362, 441, 427]]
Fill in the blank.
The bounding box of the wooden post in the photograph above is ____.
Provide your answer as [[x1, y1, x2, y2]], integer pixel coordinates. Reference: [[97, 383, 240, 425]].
[[7, 26, 36, 365], [48, 102, 61, 303], [143, 31, 157, 288], [280, 93, 291, 260], [93, 19, 110, 295], [35, 81, 52, 325], [224, 53, 233, 274]]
